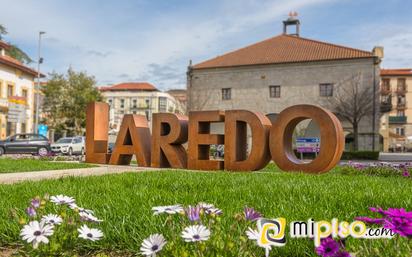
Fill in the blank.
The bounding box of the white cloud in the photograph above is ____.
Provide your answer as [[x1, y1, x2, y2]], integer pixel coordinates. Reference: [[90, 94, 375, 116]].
[[0, 0, 339, 89]]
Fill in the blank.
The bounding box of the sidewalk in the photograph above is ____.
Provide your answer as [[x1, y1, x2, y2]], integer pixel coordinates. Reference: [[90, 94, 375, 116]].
[[0, 165, 156, 185]]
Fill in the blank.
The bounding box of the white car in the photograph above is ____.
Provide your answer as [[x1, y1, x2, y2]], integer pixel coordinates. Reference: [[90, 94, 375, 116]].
[[51, 137, 85, 155]]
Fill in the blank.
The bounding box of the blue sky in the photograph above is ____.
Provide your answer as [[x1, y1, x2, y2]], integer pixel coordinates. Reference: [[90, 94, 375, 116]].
[[1, 0, 411, 90]]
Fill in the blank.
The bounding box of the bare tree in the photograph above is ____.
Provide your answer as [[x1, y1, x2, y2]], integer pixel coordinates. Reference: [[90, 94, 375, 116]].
[[325, 72, 377, 151]]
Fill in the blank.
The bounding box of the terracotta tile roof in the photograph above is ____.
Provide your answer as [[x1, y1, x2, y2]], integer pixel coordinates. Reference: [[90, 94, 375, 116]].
[[381, 69, 412, 76], [0, 54, 44, 77], [0, 40, 10, 49], [193, 34, 375, 69], [100, 82, 158, 92]]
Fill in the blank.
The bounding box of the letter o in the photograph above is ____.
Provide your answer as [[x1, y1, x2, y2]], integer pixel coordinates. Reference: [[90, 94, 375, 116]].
[[269, 105, 344, 173]]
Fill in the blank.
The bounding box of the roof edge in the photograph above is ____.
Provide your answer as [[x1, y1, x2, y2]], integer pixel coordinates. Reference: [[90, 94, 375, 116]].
[[191, 56, 376, 71]]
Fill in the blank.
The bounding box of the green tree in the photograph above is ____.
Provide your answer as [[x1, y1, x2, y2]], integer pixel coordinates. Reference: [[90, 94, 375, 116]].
[[42, 69, 103, 135], [0, 24, 33, 64]]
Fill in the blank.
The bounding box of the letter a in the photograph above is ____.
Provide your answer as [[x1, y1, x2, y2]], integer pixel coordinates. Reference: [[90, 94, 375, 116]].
[[109, 114, 151, 166]]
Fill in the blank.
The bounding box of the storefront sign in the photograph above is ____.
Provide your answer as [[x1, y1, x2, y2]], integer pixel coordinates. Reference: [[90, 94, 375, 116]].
[[85, 102, 344, 173], [8, 96, 27, 123]]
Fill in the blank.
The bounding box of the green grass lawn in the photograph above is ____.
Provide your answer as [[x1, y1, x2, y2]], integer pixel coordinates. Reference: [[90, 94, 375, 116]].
[[0, 165, 411, 256], [0, 158, 95, 173]]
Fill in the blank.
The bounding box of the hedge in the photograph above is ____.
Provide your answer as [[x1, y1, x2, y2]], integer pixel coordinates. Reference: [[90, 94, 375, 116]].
[[340, 151, 380, 160]]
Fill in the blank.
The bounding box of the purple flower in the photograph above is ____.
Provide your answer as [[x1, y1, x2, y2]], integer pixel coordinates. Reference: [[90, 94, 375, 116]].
[[382, 208, 412, 219], [315, 237, 340, 257], [354, 216, 384, 225], [25, 207, 36, 217], [369, 207, 384, 213], [365, 207, 412, 238], [30, 198, 41, 209], [186, 206, 201, 222], [244, 207, 262, 221], [383, 217, 412, 237], [402, 170, 410, 177], [334, 251, 351, 257]]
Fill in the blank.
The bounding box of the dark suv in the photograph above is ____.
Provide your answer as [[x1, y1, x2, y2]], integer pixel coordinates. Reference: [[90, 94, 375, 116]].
[[0, 134, 51, 156]]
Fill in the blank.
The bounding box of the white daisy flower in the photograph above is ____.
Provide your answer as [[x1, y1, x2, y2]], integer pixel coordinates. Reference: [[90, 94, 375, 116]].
[[79, 212, 103, 223], [41, 214, 63, 225], [152, 204, 184, 215], [197, 202, 215, 211], [50, 195, 75, 205], [245, 227, 272, 254], [140, 233, 167, 256], [205, 207, 223, 216], [181, 225, 211, 242], [20, 220, 54, 249], [69, 203, 95, 215], [78, 225, 103, 241], [245, 227, 260, 240]]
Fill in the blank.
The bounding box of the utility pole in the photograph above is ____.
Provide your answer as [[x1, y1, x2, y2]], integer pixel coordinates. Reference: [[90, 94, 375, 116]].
[[34, 31, 45, 133]]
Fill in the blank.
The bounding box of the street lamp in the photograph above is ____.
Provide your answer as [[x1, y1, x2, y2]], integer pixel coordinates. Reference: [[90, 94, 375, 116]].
[[34, 31, 45, 133]]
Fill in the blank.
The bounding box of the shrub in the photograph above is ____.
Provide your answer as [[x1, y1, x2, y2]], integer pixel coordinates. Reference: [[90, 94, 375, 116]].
[[340, 151, 380, 160]]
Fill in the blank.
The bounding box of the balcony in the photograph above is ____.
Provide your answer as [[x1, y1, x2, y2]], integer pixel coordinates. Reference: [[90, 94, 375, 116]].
[[381, 87, 391, 95], [0, 98, 8, 109], [389, 116, 407, 124], [380, 102, 392, 113], [130, 103, 150, 110], [397, 101, 407, 110], [396, 87, 407, 95]]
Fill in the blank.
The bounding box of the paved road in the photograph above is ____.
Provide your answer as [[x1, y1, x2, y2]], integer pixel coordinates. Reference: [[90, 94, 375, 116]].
[[379, 153, 412, 162], [0, 165, 156, 185]]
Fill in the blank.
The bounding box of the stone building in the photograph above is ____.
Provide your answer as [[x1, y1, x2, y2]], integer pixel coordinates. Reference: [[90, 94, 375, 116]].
[[187, 18, 382, 151], [100, 82, 185, 132], [167, 89, 187, 114], [0, 40, 41, 139], [380, 69, 412, 151]]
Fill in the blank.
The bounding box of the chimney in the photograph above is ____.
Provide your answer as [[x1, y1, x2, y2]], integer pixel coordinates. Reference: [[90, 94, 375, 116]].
[[283, 12, 300, 37], [372, 46, 384, 59]]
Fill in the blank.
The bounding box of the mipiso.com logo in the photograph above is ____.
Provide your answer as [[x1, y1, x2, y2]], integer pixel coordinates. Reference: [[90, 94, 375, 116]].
[[257, 218, 395, 248]]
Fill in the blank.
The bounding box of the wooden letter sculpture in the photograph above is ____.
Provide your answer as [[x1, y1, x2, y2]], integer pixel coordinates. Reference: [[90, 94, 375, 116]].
[[151, 113, 188, 168], [85, 102, 110, 164], [188, 111, 225, 170], [224, 110, 272, 171], [109, 114, 151, 166], [269, 105, 344, 173]]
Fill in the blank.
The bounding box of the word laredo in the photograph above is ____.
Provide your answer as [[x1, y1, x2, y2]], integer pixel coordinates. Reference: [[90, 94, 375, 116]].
[[85, 102, 344, 173]]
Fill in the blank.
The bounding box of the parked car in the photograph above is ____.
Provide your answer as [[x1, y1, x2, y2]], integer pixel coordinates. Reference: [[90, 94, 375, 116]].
[[0, 134, 51, 156], [51, 137, 85, 156]]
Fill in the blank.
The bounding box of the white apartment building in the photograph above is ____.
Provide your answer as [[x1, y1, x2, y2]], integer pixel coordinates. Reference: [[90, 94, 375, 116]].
[[100, 82, 185, 132], [0, 40, 41, 139]]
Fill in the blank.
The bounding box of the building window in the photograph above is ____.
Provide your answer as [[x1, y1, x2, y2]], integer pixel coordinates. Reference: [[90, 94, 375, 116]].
[[145, 99, 150, 107], [132, 99, 137, 108], [397, 110, 405, 116], [120, 99, 125, 108], [159, 97, 167, 112], [319, 83, 333, 97], [7, 84, 14, 97], [269, 85, 281, 98], [222, 88, 231, 100], [21, 123, 26, 133], [382, 79, 390, 90], [398, 78, 406, 89], [396, 127, 405, 136], [145, 110, 150, 121], [22, 89, 28, 100], [108, 99, 112, 107]]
